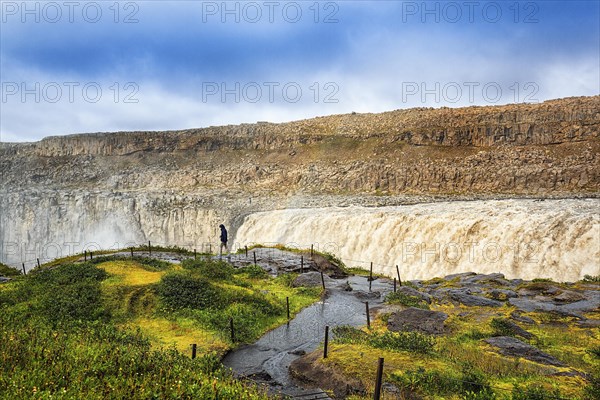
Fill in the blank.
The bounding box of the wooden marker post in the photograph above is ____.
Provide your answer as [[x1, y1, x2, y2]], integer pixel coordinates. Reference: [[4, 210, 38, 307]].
[[373, 358, 384, 400], [323, 326, 329, 359], [366, 301, 371, 328], [191, 344, 197, 359], [396, 265, 402, 286], [22, 263, 26, 275]]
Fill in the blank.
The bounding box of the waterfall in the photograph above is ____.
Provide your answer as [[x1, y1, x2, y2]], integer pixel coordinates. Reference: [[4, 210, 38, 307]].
[[234, 199, 600, 282]]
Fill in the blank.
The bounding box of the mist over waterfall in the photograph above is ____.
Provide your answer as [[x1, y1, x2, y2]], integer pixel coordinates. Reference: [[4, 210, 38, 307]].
[[235, 199, 600, 282]]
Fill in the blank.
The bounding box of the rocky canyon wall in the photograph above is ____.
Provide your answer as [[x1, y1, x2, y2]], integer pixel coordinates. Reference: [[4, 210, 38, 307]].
[[1, 96, 598, 276]]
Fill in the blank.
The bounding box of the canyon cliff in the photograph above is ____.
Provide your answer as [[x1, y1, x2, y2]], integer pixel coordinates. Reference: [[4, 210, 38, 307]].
[[1, 96, 598, 278]]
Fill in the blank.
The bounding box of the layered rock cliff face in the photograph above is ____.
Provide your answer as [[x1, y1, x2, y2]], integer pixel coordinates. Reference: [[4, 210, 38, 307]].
[[1, 96, 599, 271]]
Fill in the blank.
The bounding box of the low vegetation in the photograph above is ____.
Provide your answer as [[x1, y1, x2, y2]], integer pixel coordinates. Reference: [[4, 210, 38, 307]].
[[0, 255, 321, 399], [318, 285, 599, 400], [0, 262, 21, 277]]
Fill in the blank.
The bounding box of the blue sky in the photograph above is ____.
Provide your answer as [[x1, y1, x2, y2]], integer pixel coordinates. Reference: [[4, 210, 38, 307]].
[[1, 0, 599, 142]]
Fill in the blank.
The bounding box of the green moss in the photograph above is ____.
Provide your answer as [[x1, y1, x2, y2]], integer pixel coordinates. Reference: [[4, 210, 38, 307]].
[[0, 262, 21, 277], [385, 291, 429, 309]]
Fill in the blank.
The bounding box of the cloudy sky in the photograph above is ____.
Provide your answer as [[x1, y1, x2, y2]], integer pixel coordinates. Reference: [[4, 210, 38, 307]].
[[1, 0, 598, 142]]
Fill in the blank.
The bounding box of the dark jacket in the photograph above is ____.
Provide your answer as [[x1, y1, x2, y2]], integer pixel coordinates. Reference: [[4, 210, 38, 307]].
[[219, 225, 228, 243]]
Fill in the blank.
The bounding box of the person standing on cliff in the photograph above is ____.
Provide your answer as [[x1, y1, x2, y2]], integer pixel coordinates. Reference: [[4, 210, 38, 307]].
[[219, 224, 228, 256]]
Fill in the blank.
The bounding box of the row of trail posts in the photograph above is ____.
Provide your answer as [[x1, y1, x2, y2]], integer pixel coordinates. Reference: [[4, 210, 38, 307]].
[[322, 259, 401, 399], [71, 242, 396, 399]]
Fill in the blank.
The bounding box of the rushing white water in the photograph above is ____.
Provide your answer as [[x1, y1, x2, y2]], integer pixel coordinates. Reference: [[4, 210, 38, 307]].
[[234, 199, 600, 282]]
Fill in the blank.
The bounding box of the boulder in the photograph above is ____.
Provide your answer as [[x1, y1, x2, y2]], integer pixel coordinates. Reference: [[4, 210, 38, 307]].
[[387, 307, 448, 335], [509, 293, 600, 318], [553, 290, 586, 303], [292, 271, 332, 288], [449, 291, 503, 307], [353, 290, 381, 300], [463, 273, 507, 285], [508, 298, 582, 317], [485, 336, 565, 366], [444, 272, 476, 280]]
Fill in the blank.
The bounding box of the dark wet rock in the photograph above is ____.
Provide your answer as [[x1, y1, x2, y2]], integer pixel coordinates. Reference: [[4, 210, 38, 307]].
[[341, 281, 353, 291], [444, 272, 476, 280], [354, 290, 381, 300], [388, 307, 448, 335], [554, 290, 586, 303], [449, 291, 503, 307], [509, 292, 600, 318], [292, 271, 332, 288], [310, 253, 348, 279], [485, 336, 565, 366], [560, 291, 600, 313], [493, 318, 534, 340], [517, 283, 562, 297], [510, 311, 536, 325], [463, 273, 507, 285], [576, 319, 600, 328], [0, 276, 10, 283], [395, 286, 432, 304], [289, 351, 366, 398], [509, 298, 582, 318], [248, 371, 273, 382], [288, 349, 306, 356], [487, 288, 518, 301]]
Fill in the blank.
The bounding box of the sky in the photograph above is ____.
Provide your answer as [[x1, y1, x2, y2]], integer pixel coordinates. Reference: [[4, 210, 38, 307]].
[[1, 0, 599, 142]]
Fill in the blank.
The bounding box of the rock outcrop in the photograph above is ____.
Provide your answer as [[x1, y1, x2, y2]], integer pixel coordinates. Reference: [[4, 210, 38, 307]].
[[485, 336, 565, 367], [387, 307, 448, 335]]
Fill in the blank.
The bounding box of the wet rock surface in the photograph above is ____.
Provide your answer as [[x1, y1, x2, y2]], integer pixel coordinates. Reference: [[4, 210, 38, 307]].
[[387, 307, 448, 335], [485, 336, 565, 367]]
